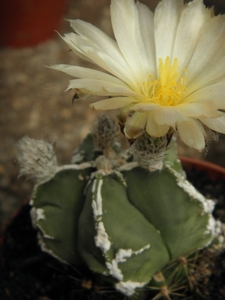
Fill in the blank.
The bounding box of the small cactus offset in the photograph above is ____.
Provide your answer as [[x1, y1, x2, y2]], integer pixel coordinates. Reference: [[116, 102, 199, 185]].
[[17, 115, 223, 299]]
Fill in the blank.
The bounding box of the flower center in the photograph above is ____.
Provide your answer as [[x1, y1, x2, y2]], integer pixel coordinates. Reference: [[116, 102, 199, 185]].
[[140, 57, 186, 106]]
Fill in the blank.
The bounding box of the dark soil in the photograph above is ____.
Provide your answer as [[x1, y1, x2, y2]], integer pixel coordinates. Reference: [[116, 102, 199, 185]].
[[0, 166, 225, 300]]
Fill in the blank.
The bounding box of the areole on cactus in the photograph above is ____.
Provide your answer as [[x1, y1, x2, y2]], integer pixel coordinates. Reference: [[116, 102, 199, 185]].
[[16, 115, 222, 298]]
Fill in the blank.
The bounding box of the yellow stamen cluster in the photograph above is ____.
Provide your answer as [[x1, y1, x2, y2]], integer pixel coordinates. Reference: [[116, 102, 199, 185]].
[[140, 57, 186, 106]]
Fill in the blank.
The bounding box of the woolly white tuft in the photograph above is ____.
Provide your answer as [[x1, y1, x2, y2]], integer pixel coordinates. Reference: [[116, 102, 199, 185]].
[[17, 136, 58, 184]]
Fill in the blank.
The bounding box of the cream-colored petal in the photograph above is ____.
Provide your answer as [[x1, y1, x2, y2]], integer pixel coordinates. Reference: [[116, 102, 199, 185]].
[[60, 33, 93, 63], [176, 102, 216, 118], [131, 102, 160, 112], [172, 0, 211, 71], [68, 19, 128, 70], [96, 50, 137, 88], [177, 119, 206, 150], [83, 45, 137, 87], [185, 81, 225, 110], [200, 115, 225, 134], [50, 64, 127, 85], [186, 14, 225, 91], [146, 112, 169, 137], [136, 2, 156, 75], [110, 0, 150, 79], [66, 78, 139, 97], [124, 112, 147, 139], [154, 0, 183, 64], [90, 97, 135, 110], [204, 82, 225, 110], [153, 106, 188, 127], [61, 33, 137, 88]]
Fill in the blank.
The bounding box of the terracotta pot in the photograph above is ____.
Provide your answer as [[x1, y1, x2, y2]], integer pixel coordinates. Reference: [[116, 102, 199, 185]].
[[0, 0, 69, 47], [180, 156, 225, 180]]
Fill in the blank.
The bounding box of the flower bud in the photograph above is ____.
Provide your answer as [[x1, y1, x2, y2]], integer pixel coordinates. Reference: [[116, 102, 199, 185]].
[[130, 134, 168, 171], [92, 115, 119, 154]]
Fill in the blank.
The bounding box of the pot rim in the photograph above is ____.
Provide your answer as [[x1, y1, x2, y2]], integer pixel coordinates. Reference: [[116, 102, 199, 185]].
[[179, 156, 225, 180]]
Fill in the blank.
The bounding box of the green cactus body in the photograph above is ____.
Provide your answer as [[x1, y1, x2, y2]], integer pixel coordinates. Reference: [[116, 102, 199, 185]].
[[122, 166, 215, 260], [78, 170, 170, 296], [31, 164, 94, 265], [163, 137, 185, 176], [18, 122, 219, 298], [71, 133, 102, 164]]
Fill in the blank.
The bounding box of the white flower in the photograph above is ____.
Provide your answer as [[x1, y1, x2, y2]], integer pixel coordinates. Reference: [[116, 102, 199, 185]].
[[51, 0, 225, 151]]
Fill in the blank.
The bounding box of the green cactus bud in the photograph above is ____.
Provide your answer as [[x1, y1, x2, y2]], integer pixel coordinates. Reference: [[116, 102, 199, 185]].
[[71, 115, 119, 164], [92, 114, 119, 155], [163, 137, 185, 176], [78, 170, 170, 296], [130, 133, 168, 171], [122, 165, 216, 260], [71, 133, 99, 164], [31, 164, 94, 265]]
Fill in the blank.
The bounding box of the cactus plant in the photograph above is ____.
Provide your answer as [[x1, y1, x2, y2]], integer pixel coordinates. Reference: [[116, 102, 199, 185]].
[[16, 0, 225, 297], [16, 115, 223, 299]]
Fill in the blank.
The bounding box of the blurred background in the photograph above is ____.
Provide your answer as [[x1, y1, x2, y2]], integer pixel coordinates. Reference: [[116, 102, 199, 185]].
[[0, 0, 225, 231]]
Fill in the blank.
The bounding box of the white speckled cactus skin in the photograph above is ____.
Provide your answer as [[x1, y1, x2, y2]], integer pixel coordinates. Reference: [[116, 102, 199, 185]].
[[17, 115, 220, 298]]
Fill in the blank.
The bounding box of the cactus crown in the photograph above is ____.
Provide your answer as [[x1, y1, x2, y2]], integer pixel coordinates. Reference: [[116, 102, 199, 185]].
[[17, 114, 223, 299]]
